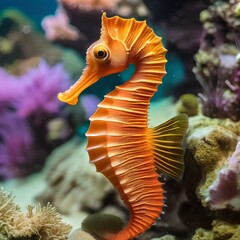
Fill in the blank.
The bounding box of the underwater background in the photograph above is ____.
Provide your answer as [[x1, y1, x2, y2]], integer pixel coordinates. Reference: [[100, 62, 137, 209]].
[[0, 0, 240, 239]]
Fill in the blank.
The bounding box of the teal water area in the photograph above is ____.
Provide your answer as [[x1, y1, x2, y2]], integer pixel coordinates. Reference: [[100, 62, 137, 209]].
[[0, 0, 57, 29]]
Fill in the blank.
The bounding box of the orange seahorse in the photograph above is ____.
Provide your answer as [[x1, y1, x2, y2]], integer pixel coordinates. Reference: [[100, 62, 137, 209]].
[[58, 13, 188, 240]]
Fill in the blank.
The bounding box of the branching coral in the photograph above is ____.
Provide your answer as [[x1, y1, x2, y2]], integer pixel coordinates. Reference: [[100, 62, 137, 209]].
[[0, 188, 72, 239], [36, 138, 112, 215]]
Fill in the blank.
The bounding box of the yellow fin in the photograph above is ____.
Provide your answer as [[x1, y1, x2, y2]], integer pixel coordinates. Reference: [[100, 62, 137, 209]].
[[148, 114, 188, 181]]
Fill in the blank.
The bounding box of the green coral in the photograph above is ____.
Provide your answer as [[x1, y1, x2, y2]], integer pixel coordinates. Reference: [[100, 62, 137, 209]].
[[0, 37, 13, 54], [176, 94, 199, 116], [192, 220, 240, 240], [186, 116, 240, 206], [0, 189, 72, 240], [193, 49, 220, 78], [151, 235, 176, 240], [235, 3, 240, 17]]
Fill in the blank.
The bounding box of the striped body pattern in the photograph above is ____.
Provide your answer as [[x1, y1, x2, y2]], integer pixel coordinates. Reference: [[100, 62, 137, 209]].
[[58, 13, 188, 240]]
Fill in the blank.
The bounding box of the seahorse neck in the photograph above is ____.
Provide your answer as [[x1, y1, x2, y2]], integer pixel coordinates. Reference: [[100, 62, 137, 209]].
[[114, 53, 167, 105]]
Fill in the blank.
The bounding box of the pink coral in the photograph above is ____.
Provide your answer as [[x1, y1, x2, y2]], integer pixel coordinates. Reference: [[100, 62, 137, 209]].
[[206, 138, 240, 210], [41, 5, 80, 41], [60, 0, 120, 11]]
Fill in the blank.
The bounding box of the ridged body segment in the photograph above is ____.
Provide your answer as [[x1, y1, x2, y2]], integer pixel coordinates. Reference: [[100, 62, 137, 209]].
[[57, 13, 188, 240], [86, 15, 167, 240], [86, 64, 166, 240]]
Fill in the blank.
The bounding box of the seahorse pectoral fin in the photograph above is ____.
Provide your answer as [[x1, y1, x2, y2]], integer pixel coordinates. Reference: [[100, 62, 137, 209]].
[[148, 114, 189, 181], [58, 67, 98, 105]]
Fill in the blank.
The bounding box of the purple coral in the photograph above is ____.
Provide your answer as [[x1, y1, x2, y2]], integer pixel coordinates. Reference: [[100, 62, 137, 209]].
[[206, 138, 240, 210], [18, 61, 70, 124], [0, 112, 33, 179], [0, 69, 33, 179], [0, 61, 71, 179], [194, 0, 240, 121], [225, 67, 240, 121], [0, 68, 20, 111]]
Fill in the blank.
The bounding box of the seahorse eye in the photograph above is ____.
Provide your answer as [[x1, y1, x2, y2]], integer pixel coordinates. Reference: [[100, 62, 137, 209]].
[[93, 45, 110, 61]]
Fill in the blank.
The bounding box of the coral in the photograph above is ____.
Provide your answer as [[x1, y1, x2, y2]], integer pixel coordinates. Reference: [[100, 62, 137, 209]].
[[193, 47, 240, 121], [176, 93, 199, 116], [0, 68, 33, 179], [0, 61, 72, 179], [193, 1, 240, 121], [206, 138, 240, 210], [193, 48, 231, 119], [0, 112, 33, 179], [42, 4, 80, 42], [194, 1, 240, 121], [151, 235, 176, 240], [0, 189, 72, 239], [68, 228, 95, 240], [60, 0, 120, 11], [192, 220, 240, 240], [0, 37, 13, 54], [186, 115, 240, 210], [60, 0, 149, 18], [225, 66, 240, 121], [0, 9, 63, 67], [36, 138, 112, 215], [42, 0, 149, 55], [17, 61, 70, 124]]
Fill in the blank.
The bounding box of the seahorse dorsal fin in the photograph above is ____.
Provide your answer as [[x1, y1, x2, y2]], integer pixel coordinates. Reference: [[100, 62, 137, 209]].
[[101, 12, 166, 55], [148, 114, 189, 181]]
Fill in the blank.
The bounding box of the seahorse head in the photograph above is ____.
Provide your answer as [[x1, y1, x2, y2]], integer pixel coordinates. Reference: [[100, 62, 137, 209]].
[[58, 12, 165, 105]]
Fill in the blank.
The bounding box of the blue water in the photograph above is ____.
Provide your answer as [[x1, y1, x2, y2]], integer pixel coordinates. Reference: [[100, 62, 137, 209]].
[[0, 0, 57, 29]]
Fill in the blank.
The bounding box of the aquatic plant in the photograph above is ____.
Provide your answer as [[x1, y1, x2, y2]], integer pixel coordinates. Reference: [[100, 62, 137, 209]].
[[0, 188, 72, 239]]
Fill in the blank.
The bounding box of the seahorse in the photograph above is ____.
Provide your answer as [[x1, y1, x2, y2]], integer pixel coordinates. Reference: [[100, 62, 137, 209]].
[[58, 13, 188, 240]]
